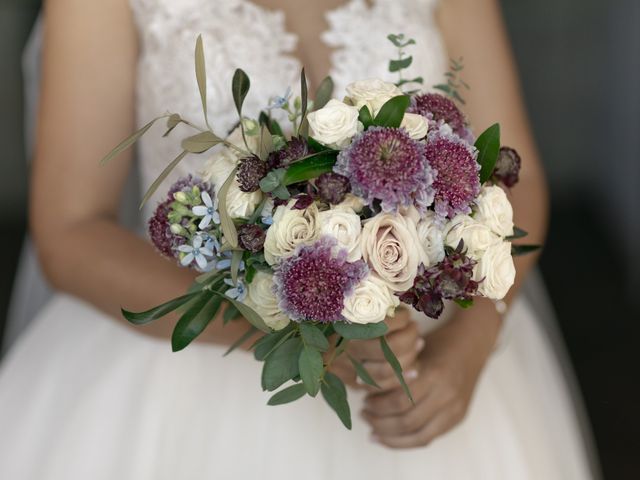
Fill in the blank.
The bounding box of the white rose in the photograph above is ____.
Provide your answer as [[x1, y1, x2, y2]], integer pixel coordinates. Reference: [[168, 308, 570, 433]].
[[474, 241, 516, 300], [342, 275, 399, 324], [263, 200, 319, 265], [306, 99, 362, 149], [474, 185, 514, 237], [416, 211, 445, 266], [243, 271, 290, 330], [400, 113, 429, 140], [444, 214, 501, 259], [333, 193, 366, 213], [317, 207, 362, 262], [360, 212, 424, 292], [345, 78, 404, 115], [201, 149, 262, 219]]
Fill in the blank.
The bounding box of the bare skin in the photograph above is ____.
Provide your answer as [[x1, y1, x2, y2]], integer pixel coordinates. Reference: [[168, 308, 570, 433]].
[[33, 0, 547, 448]]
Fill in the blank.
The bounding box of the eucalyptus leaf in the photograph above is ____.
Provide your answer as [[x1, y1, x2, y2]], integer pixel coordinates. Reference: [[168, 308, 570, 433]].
[[267, 383, 307, 406], [396, 76, 423, 87], [100, 116, 162, 165], [223, 326, 257, 357], [271, 185, 291, 200], [321, 372, 351, 429], [181, 131, 223, 153], [454, 298, 474, 309], [223, 303, 240, 324], [172, 293, 223, 352], [474, 123, 501, 184], [511, 244, 541, 256], [194, 35, 210, 129], [314, 76, 334, 110], [163, 114, 182, 137], [298, 346, 323, 396], [232, 68, 251, 116], [121, 292, 199, 325], [230, 250, 243, 286], [298, 68, 309, 134], [507, 226, 528, 240], [253, 326, 294, 361], [380, 336, 414, 404], [333, 321, 388, 340], [389, 56, 413, 72], [348, 354, 380, 388], [139, 150, 188, 208], [218, 167, 239, 248], [358, 105, 374, 129], [208, 290, 270, 333], [299, 323, 329, 351], [258, 125, 273, 161], [373, 95, 410, 128], [261, 337, 303, 391]]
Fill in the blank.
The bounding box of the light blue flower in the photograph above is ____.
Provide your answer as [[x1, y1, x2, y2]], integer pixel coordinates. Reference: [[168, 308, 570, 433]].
[[197, 232, 221, 255], [216, 251, 246, 271], [260, 198, 275, 225], [178, 236, 214, 269], [192, 191, 220, 229], [224, 278, 247, 301], [267, 86, 292, 110]]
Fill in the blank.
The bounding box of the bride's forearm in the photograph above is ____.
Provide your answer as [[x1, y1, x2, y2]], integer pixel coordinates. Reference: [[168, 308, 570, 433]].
[[35, 217, 254, 347]]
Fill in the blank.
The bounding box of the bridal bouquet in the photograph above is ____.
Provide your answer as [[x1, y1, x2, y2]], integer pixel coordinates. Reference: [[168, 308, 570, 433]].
[[103, 34, 537, 429]]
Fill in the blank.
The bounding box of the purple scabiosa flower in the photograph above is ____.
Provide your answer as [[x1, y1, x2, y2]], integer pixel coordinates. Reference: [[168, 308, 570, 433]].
[[408, 93, 468, 138], [425, 125, 481, 218], [266, 137, 310, 170], [334, 126, 435, 212], [315, 172, 351, 204], [273, 237, 368, 323], [493, 147, 522, 188], [397, 241, 480, 319], [236, 155, 268, 193], [148, 199, 185, 259], [237, 223, 266, 252]]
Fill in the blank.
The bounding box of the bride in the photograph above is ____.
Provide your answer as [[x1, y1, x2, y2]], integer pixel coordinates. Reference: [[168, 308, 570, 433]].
[[0, 0, 597, 478]]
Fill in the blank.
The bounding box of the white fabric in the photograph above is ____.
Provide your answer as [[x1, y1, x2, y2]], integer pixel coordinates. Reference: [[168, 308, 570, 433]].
[[0, 0, 595, 478]]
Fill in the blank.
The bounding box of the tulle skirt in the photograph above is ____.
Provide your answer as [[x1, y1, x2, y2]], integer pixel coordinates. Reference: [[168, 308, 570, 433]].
[[0, 293, 593, 479]]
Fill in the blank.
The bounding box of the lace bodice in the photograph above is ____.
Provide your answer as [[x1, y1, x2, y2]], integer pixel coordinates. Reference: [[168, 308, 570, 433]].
[[130, 0, 447, 219]]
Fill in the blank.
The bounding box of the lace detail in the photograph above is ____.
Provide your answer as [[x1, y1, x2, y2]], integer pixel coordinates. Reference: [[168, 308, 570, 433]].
[[129, 0, 446, 219]]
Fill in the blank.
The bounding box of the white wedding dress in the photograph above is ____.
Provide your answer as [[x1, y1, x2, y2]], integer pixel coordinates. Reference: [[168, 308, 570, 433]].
[[0, 0, 597, 478]]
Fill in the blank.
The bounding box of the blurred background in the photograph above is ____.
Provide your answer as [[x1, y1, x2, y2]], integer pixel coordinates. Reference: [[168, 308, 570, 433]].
[[0, 0, 638, 477]]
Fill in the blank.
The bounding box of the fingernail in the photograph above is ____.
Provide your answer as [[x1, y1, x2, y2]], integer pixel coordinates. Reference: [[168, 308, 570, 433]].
[[406, 369, 419, 380], [415, 337, 425, 352]]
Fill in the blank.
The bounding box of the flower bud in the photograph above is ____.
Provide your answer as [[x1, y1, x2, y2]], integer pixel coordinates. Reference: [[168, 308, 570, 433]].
[[493, 147, 521, 188], [236, 155, 268, 193], [173, 191, 189, 204], [237, 223, 266, 253], [170, 223, 186, 235], [315, 172, 351, 204]]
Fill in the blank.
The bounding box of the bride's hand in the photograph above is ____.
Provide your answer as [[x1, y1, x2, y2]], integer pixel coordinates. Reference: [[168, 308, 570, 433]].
[[329, 308, 424, 389], [361, 301, 502, 449]]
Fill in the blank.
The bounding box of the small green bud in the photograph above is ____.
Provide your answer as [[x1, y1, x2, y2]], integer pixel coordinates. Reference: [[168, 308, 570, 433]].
[[188, 223, 197, 233], [170, 223, 186, 235], [293, 96, 301, 110], [173, 191, 189, 204], [242, 118, 259, 136]]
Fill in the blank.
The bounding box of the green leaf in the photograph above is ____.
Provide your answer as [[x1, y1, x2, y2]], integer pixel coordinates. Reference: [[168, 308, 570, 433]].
[[259, 168, 287, 193], [358, 105, 374, 129], [373, 95, 410, 128], [139, 150, 188, 208], [474, 123, 501, 184], [389, 56, 413, 72], [230, 250, 243, 285], [511, 244, 541, 256], [299, 323, 329, 351], [379, 336, 414, 404], [194, 35, 209, 129], [306, 136, 334, 153], [172, 293, 223, 352], [253, 326, 293, 361], [396, 76, 423, 87], [387, 34, 416, 48], [261, 337, 303, 391], [333, 321, 388, 340], [348, 354, 380, 388], [121, 292, 199, 325], [163, 114, 182, 137], [218, 167, 238, 248], [314, 76, 334, 110], [223, 303, 240, 324], [321, 372, 351, 429], [507, 226, 528, 240], [223, 326, 257, 357], [298, 346, 324, 396], [100, 116, 161, 165], [267, 383, 307, 405], [258, 125, 273, 161], [181, 131, 223, 153], [298, 68, 309, 133], [232, 68, 251, 117], [283, 153, 337, 185], [454, 298, 474, 309], [208, 290, 271, 333]]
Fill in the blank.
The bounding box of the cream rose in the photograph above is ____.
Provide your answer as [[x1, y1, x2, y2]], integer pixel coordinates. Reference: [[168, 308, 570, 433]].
[[342, 275, 399, 324], [201, 149, 262, 219], [444, 215, 501, 259], [333, 193, 366, 213], [474, 241, 516, 300], [243, 271, 290, 330], [263, 200, 319, 265], [400, 112, 429, 140], [360, 212, 424, 292], [416, 211, 445, 266], [317, 207, 362, 262], [474, 185, 514, 237], [345, 78, 403, 115], [306, 99, 361, 149]]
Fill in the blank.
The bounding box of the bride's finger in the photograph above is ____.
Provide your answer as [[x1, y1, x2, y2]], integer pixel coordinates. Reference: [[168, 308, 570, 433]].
[[348, 324, 422, 361], [363, 375, 433, 416], [357, 349, 420, 389], [373, 407, 462, 449]]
